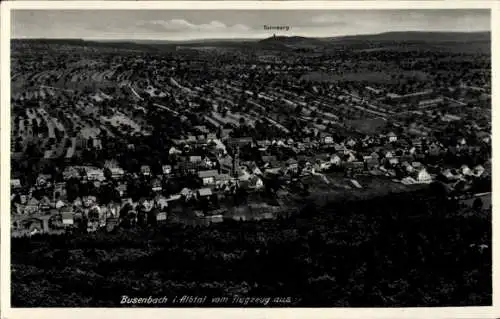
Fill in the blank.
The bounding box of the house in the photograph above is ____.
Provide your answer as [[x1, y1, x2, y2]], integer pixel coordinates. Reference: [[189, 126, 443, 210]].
[[461, 165, 473, 176], [82, 196, 97, 207], [473, 165, 485, 177], [245, 162, 263, 176], [262, 160, 282, 171], [72, 197, 83, 207], [198, 170, 219, 185], [154, 196, 169, 210], [186, 135, 197, 143], [237, 166, 253, 181], [416, 168, 432, 183], [92, 138, 103, 150], [388, 157, 399, 167], [189, 156, 202, 163], [40, 196, 52, 210], [218, 154, 234, 173], [11, 179, 22, 189], [295, 142, 307, 152], [257, 140, 272, 151], [25, 197, 40, 214], [202, 156, 216, 169], [345, 161, 364, 173], [169, 146, 182, 155], [230, 137, 254, 148], [55, 199, 66, 210], [19, 194, 28, 205], [18, 216, 49, 235], [36, 174, 52, 187], [314, 157, 331, 172], [441, 168, 459, 181], [141, 165, 151, 176], [151, 178, 162, 192], [402, 161, 414, 173], [63, 166, 81, 180], [429, 143, 442, 157], [346, 138, 357, 147], [323, 135, 334, 144], [141, 199, 155, 212], [61, 211, 74, 227], [105, 203, 120, 218], [197, 188, 213, 198], [104, 159, 120, 169], [387, 132, 397, 142], [249, 176, 264, 189], [344, 152, 357, 163], [334, 143, 348, 154], [370, 152, 380, 160], [12, 203, 25, 215], [276, 139, 287, 147], [365, 157, 380, 170], [177, 161, 203, 175], [156, 210, 168, 222], [207, 133, 217, 142], [412, 162, 423, 169], [300, 161, 315, 175], [285, 158, 299, 174], [161, 164, 172, 175], [264, 164, 283, 175], [241, 175, 264, 190], [221, 128, 233, 139], [180, 188, 195, 201], [412, 138, 423, 149], [480, 135, 491, 144], [261, 155, 277, 165], [331, 154, 342, 166], [387, 169, 397, 177], [107, 167, 124, 179], [401, 176, 417, 185], [87, 168, 105, 181], [215, 174, 233, 187], [116, 183, 128, 197]]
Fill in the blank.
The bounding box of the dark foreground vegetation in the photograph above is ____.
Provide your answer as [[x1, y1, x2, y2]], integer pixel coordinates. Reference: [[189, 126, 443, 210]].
[[12, 188, 491, 307]]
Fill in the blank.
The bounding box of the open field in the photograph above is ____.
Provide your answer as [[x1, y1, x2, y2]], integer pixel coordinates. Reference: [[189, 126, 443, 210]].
[[300, 70, 429, 84]]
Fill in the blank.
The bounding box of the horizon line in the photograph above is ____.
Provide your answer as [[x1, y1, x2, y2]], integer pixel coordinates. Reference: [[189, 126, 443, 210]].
[[11, 30, 491, 43]]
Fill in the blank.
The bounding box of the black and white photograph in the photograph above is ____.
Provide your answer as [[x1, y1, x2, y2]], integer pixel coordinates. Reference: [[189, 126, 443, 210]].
[[1, 1, 497, 315]]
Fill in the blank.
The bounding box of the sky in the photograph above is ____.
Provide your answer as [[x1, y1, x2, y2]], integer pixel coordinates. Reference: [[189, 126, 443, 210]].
[[11, 9, 491, 41]]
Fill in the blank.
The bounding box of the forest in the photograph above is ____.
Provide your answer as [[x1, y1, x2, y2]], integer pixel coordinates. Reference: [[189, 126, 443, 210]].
[[11, 188, 491, 307]]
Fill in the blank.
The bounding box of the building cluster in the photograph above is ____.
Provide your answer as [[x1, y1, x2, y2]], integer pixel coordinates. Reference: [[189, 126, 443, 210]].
[[10, 41, 492, 237], [11, 120, 491, 237]]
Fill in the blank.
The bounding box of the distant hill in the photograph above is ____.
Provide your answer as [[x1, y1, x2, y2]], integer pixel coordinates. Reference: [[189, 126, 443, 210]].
[[11, 31, 490, 54], [329, 31, 491, 43], [131, 38, 259, 45], [239, 31, 488, 54]]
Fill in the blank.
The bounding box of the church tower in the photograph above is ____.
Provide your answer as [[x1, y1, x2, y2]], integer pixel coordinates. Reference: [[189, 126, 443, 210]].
[[232, 145, 240, 178]]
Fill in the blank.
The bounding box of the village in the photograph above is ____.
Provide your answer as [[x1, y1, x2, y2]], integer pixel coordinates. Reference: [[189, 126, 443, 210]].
[[10, 37, 492, 237]]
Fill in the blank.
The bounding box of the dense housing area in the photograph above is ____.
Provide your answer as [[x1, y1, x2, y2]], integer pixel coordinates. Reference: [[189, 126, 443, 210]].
[[10, 32, 491, 306]]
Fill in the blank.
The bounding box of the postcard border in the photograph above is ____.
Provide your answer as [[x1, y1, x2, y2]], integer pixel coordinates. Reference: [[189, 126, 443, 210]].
[[1, 1, 499, 319]]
